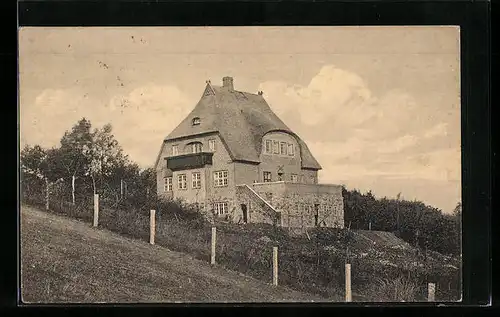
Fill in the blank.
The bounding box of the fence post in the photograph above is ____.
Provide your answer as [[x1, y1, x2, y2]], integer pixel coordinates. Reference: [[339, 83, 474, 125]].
[[45, 178, 49, 210], [71, 175, 76, 205], [345, 263, 352, 302], [211, 227, 216, 265], [93, 194, 99, 227], [150, 209, 156, 245], [272, 246, 278, 286], [428, 283, 436, 302]]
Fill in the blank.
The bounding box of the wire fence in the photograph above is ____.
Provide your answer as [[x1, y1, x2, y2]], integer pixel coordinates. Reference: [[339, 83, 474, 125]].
[[20, 175, 461, 302]]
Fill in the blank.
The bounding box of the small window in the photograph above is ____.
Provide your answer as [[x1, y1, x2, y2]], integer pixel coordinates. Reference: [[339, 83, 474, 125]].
[[192, 117, 201, 125], [263, 171, 272, 182], [213, 202, 228, 215], [164, 177, 173, 191], [214, 170, 228, 187], [172, 145, 179, 156], [288, 143, 294, 156], [178, 174, 187, 190], [272, 141, 279, 154], [280, 142, 287, 155], [192, 172, 201, 189], [209, 139, 216, 152], [291, 174, 298, 183], [264, 140, 272, 154]]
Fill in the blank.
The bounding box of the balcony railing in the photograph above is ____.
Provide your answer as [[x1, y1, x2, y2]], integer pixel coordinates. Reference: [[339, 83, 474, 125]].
[[166, 152, 214, 171]]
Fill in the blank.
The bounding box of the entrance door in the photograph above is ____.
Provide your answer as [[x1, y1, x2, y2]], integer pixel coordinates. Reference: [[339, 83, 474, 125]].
[[241, 204, 248, 223]]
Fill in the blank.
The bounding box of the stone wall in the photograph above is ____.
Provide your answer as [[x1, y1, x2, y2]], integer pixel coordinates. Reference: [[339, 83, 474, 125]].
[[251, 182, 344, 229], [235, 185, 278, 225]]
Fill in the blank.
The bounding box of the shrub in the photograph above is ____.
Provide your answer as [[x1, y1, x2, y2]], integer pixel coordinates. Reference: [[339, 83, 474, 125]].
[[363, 276, 419, 302]]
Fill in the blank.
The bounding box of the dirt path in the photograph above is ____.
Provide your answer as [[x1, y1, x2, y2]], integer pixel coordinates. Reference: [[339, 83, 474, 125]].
[[20, 205, 326, 303]]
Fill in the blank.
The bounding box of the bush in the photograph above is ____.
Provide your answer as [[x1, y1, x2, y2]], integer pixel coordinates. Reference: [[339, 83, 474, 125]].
[[363, 276, 419, 302]]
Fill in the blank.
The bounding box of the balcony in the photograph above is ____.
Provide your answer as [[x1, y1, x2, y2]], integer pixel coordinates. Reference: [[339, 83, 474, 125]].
[[166, 152, 214, 171]]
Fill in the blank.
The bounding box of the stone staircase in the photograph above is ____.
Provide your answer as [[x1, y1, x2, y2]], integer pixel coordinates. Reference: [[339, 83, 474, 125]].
[[235, 184, 281, 225]]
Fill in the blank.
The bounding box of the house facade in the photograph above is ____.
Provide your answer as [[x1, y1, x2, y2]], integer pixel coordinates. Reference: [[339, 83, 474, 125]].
[[155, 77, 344, 229]]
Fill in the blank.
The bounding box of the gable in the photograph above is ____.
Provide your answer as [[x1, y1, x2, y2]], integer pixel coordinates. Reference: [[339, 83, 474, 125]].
[[202, 83, 215, 97]]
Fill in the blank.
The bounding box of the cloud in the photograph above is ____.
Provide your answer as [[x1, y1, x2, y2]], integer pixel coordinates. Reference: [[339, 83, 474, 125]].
[[259, 64, 461, 212], [105, 84, 194, 166], [260, 65, 377, 128], [20, 88, 95, 147], [424, 122, 449, 139], [20, 84, 195, 167]]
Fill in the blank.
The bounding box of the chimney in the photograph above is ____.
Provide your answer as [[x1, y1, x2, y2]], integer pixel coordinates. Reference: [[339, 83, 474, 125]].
[[222, 76, 234, 91]]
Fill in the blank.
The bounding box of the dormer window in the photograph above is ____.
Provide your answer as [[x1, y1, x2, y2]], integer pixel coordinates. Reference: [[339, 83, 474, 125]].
[[263, 138, 295, 157], [192, 117, 201, 126]]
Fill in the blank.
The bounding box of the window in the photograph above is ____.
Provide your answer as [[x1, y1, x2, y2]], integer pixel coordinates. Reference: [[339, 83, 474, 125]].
[[265, 139, 295, 156], [264, 140, 272, 154], [263, 171, 272, 182], [192, 172, 201, 189], [291, 174, 298, 183], [177, 174, 187, 190], [280, 142, 287, 155], [273, 141, 279, 154], [192, 142, 203, 153], [192, 117, 201, 125], [164, 177, 173, 191], [209, 139, 216, 152], [172, 145, 179, 156], [324, 204, 332, 213], [213, 202, 228, 215], [214, 170, 228, 187]]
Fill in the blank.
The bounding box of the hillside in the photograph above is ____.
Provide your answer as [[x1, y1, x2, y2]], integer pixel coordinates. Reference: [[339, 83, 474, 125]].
[[20, 205, 325, 303]]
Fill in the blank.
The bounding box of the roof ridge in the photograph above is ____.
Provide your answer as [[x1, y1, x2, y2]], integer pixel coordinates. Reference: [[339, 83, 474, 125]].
[[212, 85, 263, 97]]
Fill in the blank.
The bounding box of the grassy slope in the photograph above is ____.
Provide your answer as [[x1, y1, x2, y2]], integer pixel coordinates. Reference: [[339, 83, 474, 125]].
[[20, 205, 325, 303]]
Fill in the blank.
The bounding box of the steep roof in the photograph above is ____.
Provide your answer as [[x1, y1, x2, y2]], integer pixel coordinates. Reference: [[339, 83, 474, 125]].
[[163, 78, 322, 170]]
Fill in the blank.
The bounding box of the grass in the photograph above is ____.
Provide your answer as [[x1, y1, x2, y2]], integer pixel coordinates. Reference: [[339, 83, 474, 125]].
[[21, 193, 461, 302], [21, 205, 326, 303], [363, 277, 419, 302]]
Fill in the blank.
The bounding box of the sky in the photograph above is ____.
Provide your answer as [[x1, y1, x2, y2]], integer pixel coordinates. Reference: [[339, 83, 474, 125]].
[[18, 26, 461, 213]]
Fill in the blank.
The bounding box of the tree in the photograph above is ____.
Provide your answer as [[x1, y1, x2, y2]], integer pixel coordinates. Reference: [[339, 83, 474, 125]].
[[139, 167, 157, 198], [85, 123, 128, 196], [57, 117, 94, 203], [20, 144, 65, 208], [453, 202, 462, 218], [52, 118, 128, 202], [20, 145, 48, 198], [452, 201, 462, 254], [20, 145, 47, 180]]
